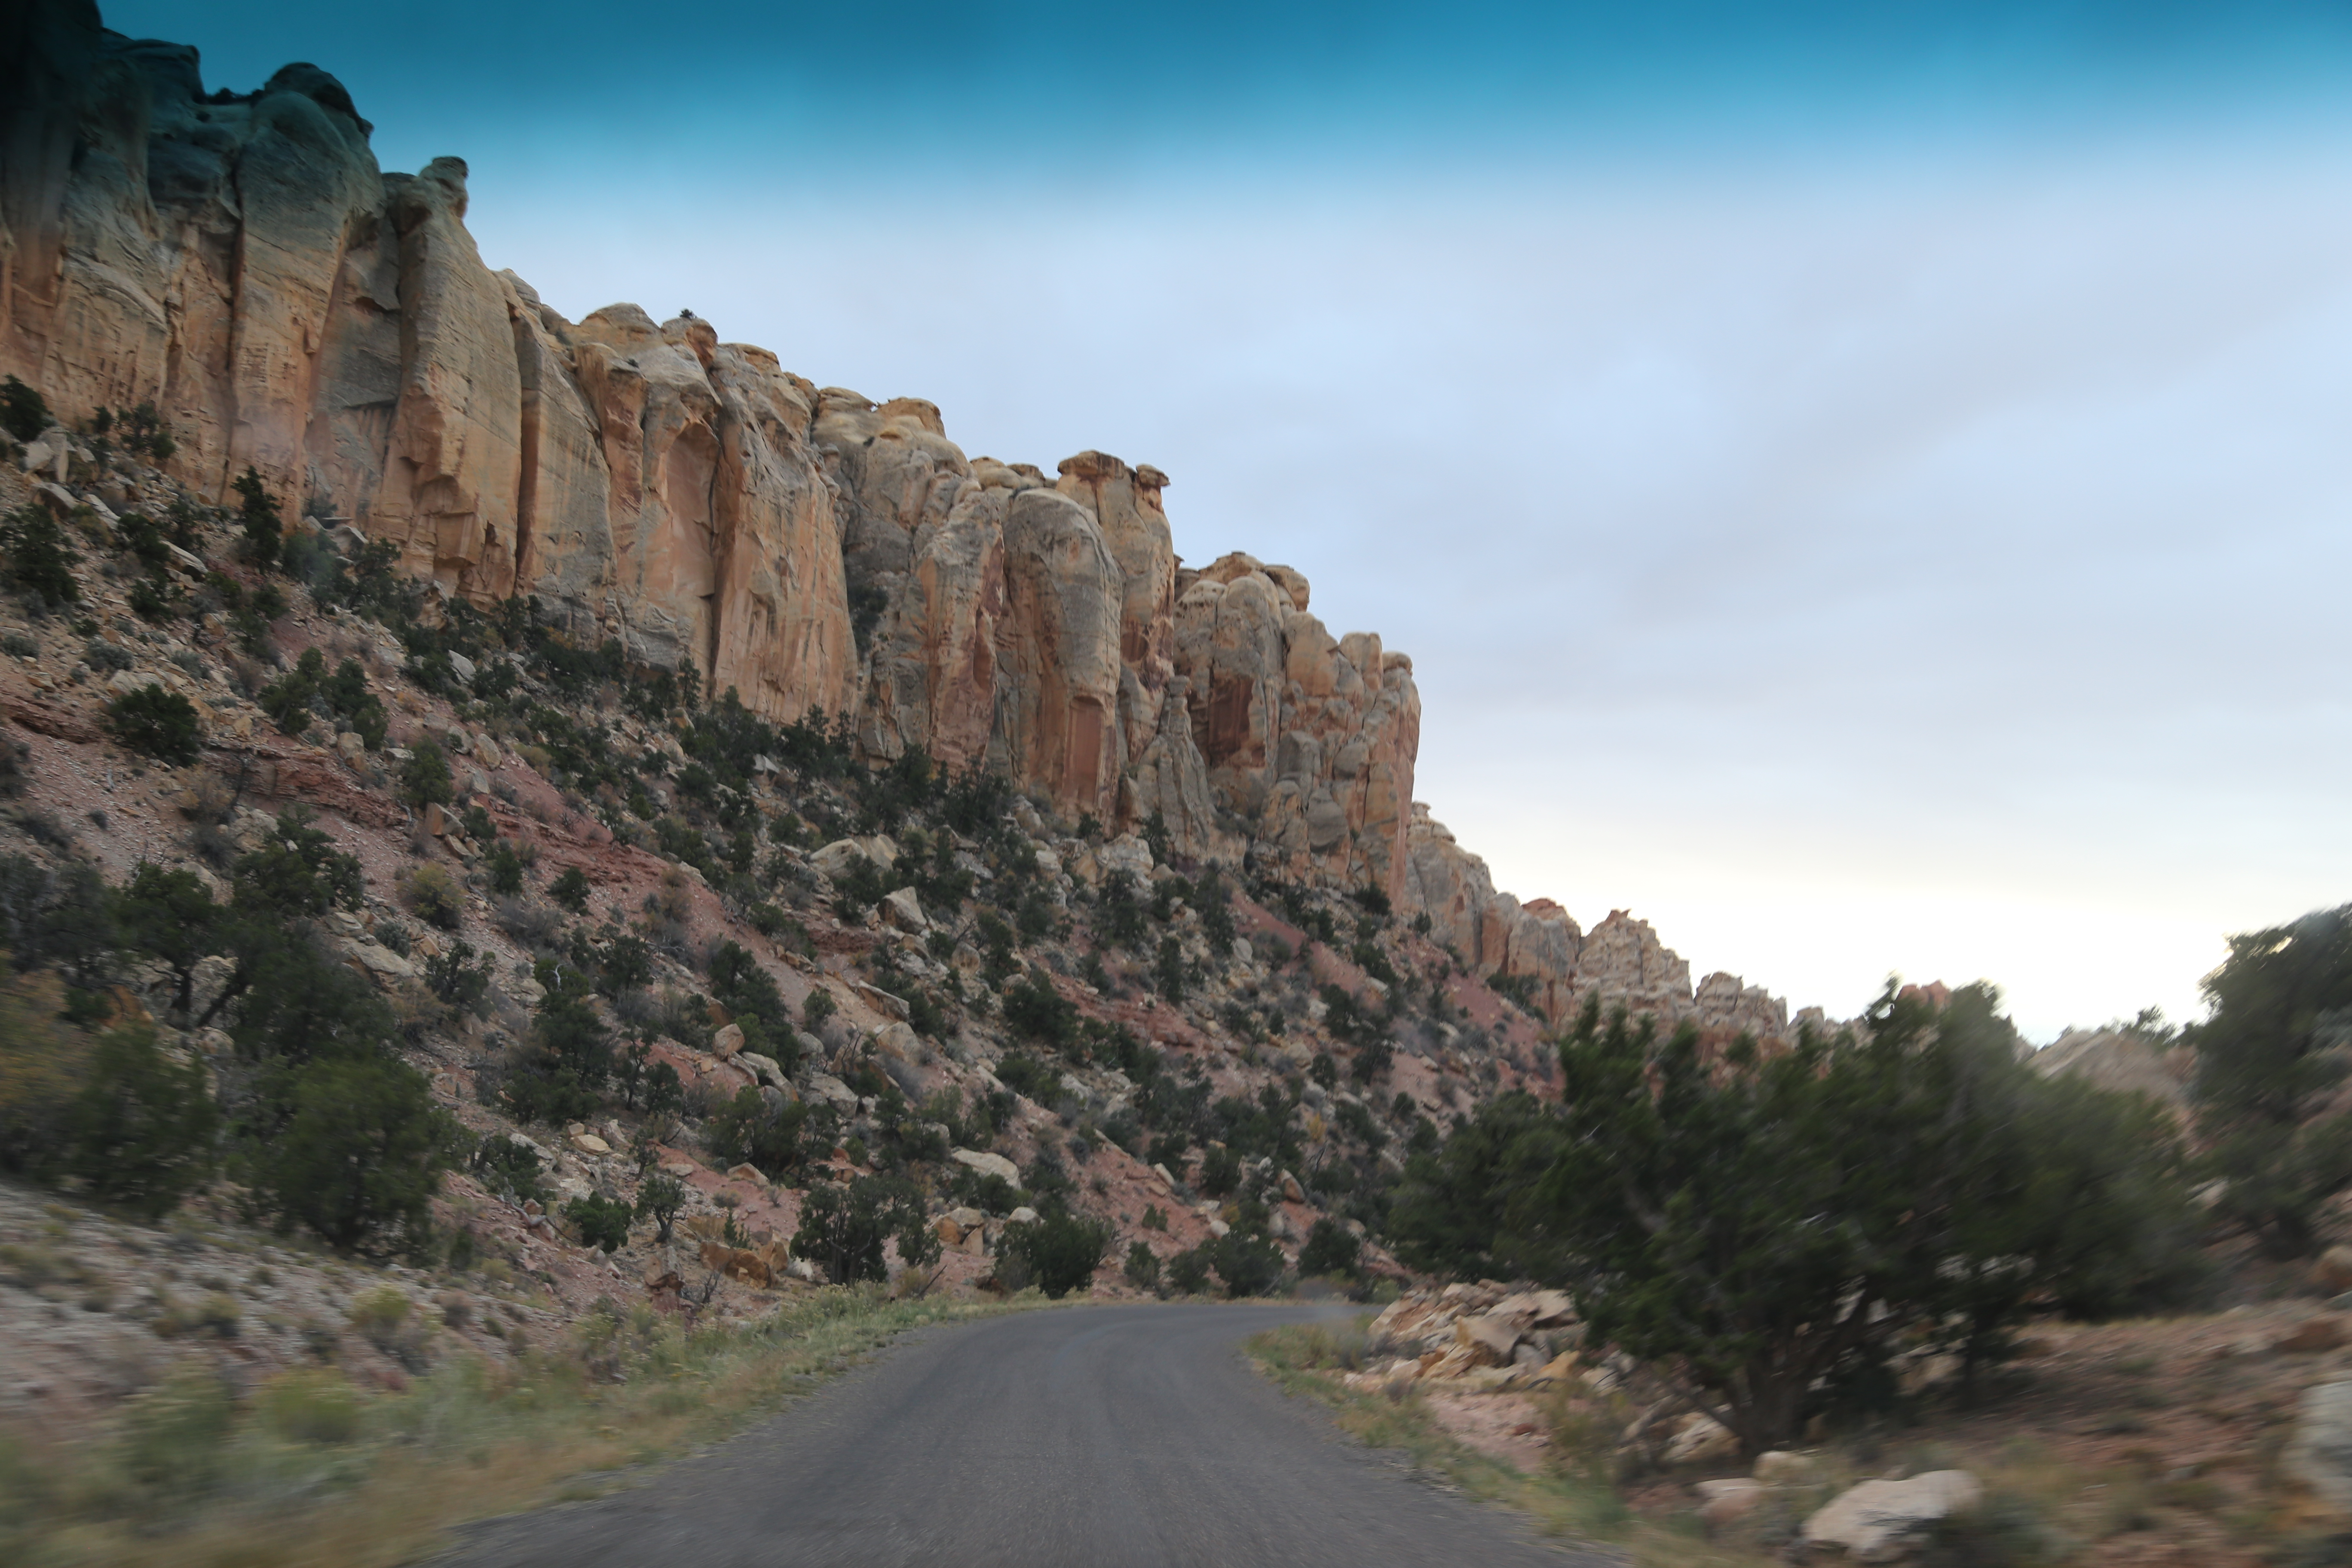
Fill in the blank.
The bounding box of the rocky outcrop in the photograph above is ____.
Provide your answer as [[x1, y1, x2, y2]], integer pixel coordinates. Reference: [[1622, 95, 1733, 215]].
[[1403, 803, 1582, 1019], [1180, 552, 1420, 895], [2031, 1027, 2192, 1116], [1, 20, 383, 501], [1401, 804, 1795, 1036]]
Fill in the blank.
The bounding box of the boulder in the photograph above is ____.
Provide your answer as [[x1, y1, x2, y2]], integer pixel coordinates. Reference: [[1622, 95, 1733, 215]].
[[881, 887, 927, 931], [853, 982, 911, 1020], [2316, 1246, 2352, 1296], [1663, 1413, 1740, 1466], [1007, 1206, 1040, 1225], [1280, 1170, 1305, 1204], [1528, 1290, 1577, 1328], [1696, 1478, 1767, 1528], [569, 1132, 611, 1155], [2290, 1379, 2352, 1513], [934, 1215, 965, 1246], [951, 1148, 1021, 1185], [1754, 1450, 1816, 1485], [711, 1023, 746, 1059], [2274, 1316, 2350, 1355], [809, 1075, 860, 1109], [698, 1240, 773, 1287], [1803, 1472, 1983, 1561], [737, 1052, 790, 1091], [812, 836, 899, 882], [1455, 1314, 1520, 1367], [871, 1022, 922, 1063], [340, 940, 416, 980], [726, 1163, 764, 1182]]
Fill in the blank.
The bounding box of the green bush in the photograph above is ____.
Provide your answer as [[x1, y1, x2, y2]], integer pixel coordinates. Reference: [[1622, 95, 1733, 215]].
[[484, 841, 526, 896], [401, 740, 453, 807], [790, 1175, 931, 1285], [2187, 905, 2352, 1258], [469, 1134, 545, 1204], [635, 1171, 686, 1243], [563, 1193, 633, 1253], [998, 1205, 1112, 1299], [232, 466, 281, 570], [1205, 1230, 1285, 1298], [244, 1056, 453, 1257], [401, 864, 464, 931], [424, 940, 491, 1011], [1153, 936, 1187, 1002], [1297, 1217, 1362, 1281], [260, 648, 328, 735], [0, 376, 49, 442], [117, 399, 175, 462], [258, 649, 383, 747], [707, 1086, 811, 1177], [128, 575, 179, 622], [117, 1366, 236, 1497], [1197, 1143, 1241, 1197], [257, 1368, 364, 1446], [83, 637, 135, 672], [1002, 964, 1080, 1050], [105, 684, 202, 765], [1165, 1246, 1212, 1294], [548, 864, 591, 913], [62, 1024, 218, 1219], [346, 1286, 411, 1348], [1540, 985, 2201, 1452], [1122, 1240, 1161, 1291]]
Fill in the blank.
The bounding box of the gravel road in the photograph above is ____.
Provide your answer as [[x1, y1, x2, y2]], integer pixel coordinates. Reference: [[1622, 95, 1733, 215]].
[[430, 1301, 1608, 1567]]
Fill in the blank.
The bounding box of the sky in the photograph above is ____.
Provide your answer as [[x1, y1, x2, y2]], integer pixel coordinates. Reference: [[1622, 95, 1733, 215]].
[[107, 1, 2352, 1040]]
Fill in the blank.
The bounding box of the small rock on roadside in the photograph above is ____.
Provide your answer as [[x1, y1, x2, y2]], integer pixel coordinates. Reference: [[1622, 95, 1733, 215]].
[[1696, 1477, 1767, 1527], [1804, 1471, 1983, 1561]]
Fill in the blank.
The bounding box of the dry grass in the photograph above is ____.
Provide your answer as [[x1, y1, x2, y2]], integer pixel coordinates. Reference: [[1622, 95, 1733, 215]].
[[2, 1285, 1042, 1568]]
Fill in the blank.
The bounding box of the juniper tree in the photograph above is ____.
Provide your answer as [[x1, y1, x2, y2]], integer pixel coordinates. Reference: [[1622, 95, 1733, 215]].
[[2186, 904, 2352, 1257]]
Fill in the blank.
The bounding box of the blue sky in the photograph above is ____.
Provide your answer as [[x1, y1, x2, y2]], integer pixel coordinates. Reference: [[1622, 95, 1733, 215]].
[[110, 1, 2352, 1038]]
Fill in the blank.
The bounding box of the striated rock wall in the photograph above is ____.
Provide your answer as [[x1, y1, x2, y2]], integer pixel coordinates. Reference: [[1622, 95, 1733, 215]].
[[3, 0, 1830, 1018]]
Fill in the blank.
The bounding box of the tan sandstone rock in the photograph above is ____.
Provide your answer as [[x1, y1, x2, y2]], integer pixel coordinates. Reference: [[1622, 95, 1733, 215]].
[[1804, 1472, 1983, 1561]]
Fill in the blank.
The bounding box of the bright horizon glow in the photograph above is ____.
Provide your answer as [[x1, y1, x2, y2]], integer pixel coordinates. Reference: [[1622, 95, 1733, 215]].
[[101, 1, 2352, 1039]]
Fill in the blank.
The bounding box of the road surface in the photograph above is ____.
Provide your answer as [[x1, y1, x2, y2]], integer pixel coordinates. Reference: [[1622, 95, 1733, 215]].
[[432, 1301, 1608, 1567]]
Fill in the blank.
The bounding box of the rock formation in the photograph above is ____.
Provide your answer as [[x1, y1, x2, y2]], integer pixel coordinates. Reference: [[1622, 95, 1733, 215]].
[[2031, 1027, 2192, 1116], [0, 0, 1805, 1029]]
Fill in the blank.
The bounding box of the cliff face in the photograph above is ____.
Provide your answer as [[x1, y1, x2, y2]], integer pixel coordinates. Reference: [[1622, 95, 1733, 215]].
[[0, 0, 1796, 1037]]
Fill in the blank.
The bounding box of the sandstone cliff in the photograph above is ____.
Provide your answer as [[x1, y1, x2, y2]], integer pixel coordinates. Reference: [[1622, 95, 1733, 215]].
[[0, 0, 1799, 1034]]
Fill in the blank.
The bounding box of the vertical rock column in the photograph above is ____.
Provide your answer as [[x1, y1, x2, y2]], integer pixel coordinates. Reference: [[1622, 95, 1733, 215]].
[[374, 157, 522, 599]]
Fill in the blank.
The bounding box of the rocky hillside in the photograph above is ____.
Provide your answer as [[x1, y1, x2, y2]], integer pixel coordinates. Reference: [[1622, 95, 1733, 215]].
[[2, 0, 1818, 1047]]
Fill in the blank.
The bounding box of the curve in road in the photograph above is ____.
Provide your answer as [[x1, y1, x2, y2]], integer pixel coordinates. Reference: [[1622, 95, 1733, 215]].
[[432, 1301, 1608, 1568]]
